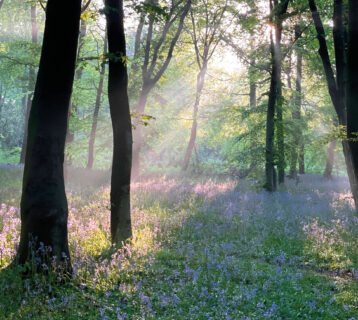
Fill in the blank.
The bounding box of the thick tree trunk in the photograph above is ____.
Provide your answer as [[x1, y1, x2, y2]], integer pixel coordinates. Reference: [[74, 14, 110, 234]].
[[347, 0, 358, 209], [20, 4, 38, 164], [17, 0, 81, 272], [324, 140, 336, 179], [87, 40, 107, 169], [105, 0, 133, 245], [310, 0, 358, 207]]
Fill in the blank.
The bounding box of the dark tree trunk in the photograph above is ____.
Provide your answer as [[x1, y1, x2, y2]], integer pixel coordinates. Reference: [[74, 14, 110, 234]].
[[265, 0, 289, 191], [324, 140, 336, 179], [265, 25, 277, 191], [309, 0, 358, 207], [299, 145, 305, 174], [17, 0, 81, 271], [0, 0, 4, 11], [265, 1, 290, 188], [347, 0, 358, 209], [105, 0, 133, 245], [275, 0, 289, 185], [20, 4, 38, 164], [87, 40, 107, 169]]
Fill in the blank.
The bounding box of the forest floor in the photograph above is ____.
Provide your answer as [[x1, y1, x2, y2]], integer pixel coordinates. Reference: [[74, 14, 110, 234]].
[[0, 168, 358, 319]]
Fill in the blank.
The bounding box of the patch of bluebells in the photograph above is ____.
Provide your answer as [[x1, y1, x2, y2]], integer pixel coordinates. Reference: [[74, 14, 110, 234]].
[[0, 175, 357, 318]]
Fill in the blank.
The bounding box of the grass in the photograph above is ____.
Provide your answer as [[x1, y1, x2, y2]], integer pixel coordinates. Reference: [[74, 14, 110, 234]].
[[0, 170, 357, 319]]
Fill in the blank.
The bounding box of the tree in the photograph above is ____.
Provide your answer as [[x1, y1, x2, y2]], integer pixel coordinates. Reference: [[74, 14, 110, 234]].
[[265, 0, 289, 191], [182, 0, 228, 170], [105, 0, 133, 245], [20, 3, 38, 164], [131, 0, 191, 179], [87, 38, 107, 169], [308, 0, 358, 207], [17, 0, 81, 271], [288, 22, 304, 179], [347, 0, 358, 211]]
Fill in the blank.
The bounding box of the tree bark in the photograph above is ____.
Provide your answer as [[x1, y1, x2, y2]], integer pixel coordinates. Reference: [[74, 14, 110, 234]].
[[347, 0, 358, 209], [105, 0, 133, 245], [87, 40, 107, 169], [309, 0, 358, 207], [265, 19, 277, 191], [17, 0, 81, 272], [265, 0, 289, 190]]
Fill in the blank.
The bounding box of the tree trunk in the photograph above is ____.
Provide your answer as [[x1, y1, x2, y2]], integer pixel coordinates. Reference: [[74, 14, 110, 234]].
[[0, 0, 4, 11], [105, 0, 133, 245], [131, 86, 150, 180], [299, 144, 305, 174], [289, 23, 303, 178], [324, 140, 336, 179], [20, 4, 38, 164], [87, 40, 107, 169], [275, 7, 285, 185], [265, 26, 277, 191], [131, 0, 191, 179], [182, 62, 207, 171], [64, 19, 87, 178], [309, 0, 358, 207], [17, 0, 81, 272], [347, 0, 358, 209], [265, 0, 289, 190]]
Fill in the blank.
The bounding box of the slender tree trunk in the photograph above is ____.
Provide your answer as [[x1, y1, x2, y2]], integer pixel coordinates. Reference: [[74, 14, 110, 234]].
[[265, 0, 289, 190], [131, 86, 150, 180], [248, 57, 257, 172], [324, 140, 336, 179], [182, 62, 207, 171], [0, 0, 4, 11], [17, 0, 81, 271], [105, 0, 133, 245], [64, 19, 87, 178], [289, 24, 303, 178], [275, 10, 285, 185], [131, 0, 191, 180], [347, 0, 358, 209], [20, 4, 38, 164], [299, 145, 305, 174], [265, 25, 277, 191], [87, 40, 107, 169]]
